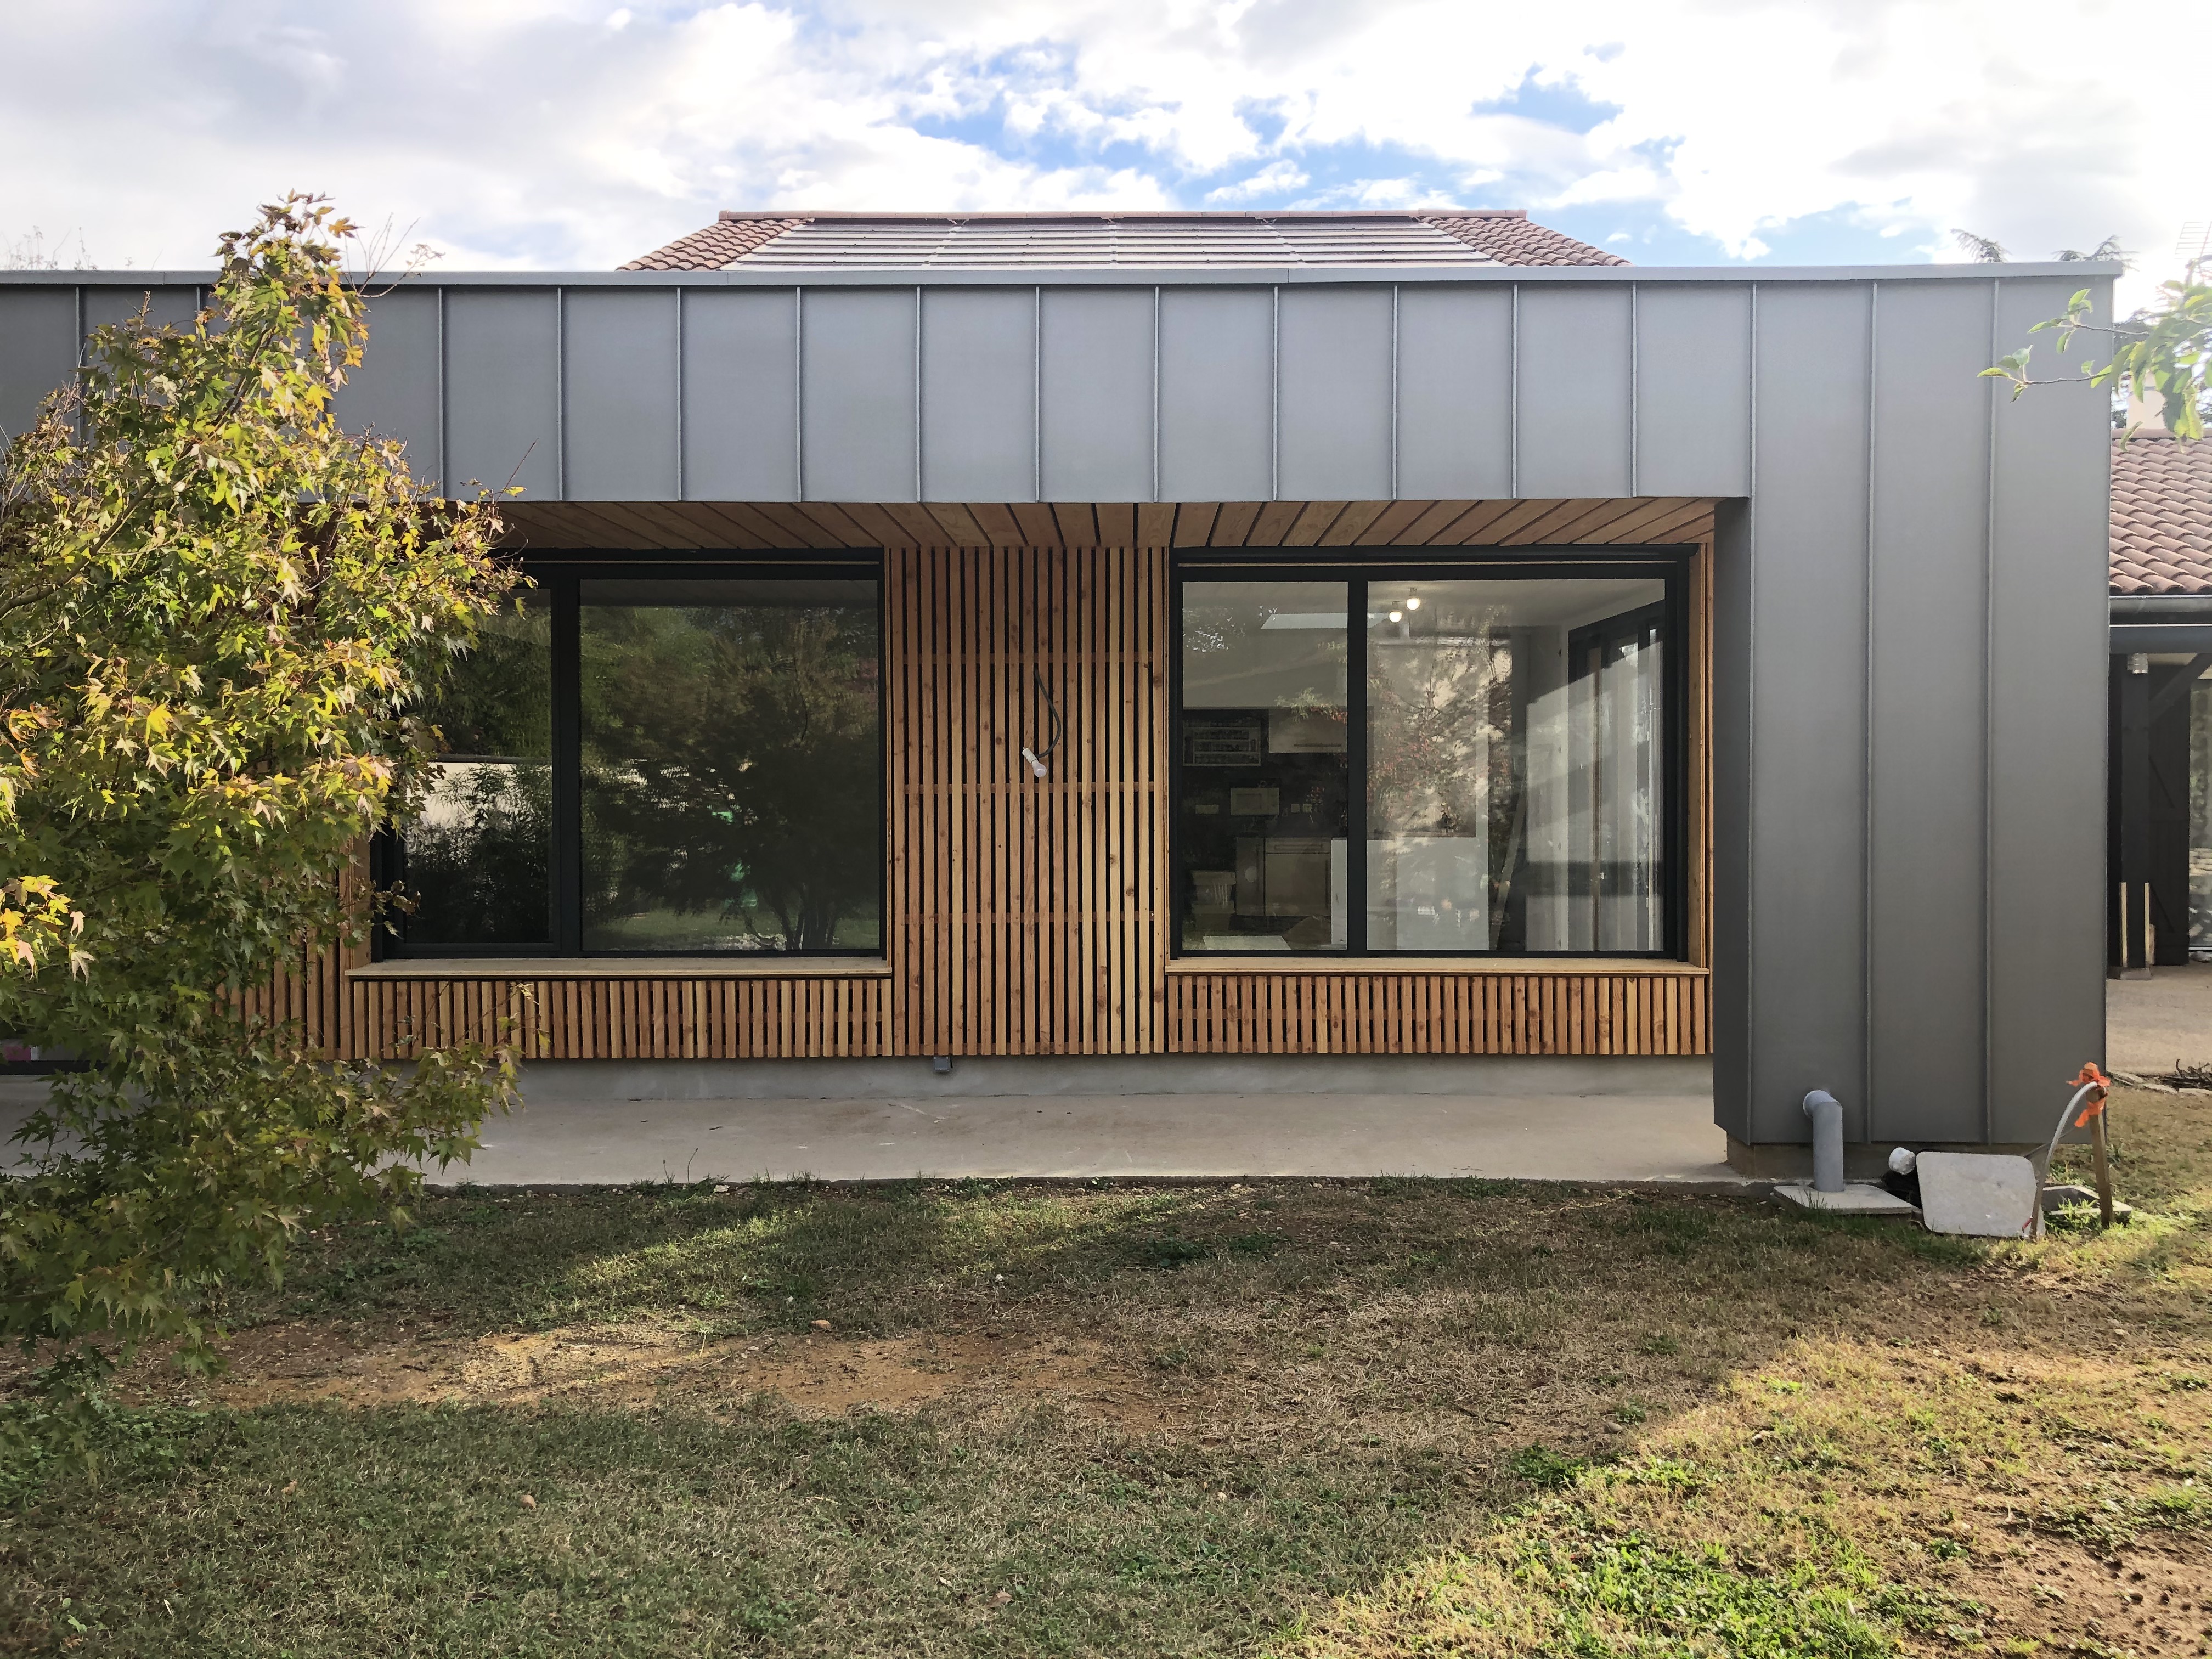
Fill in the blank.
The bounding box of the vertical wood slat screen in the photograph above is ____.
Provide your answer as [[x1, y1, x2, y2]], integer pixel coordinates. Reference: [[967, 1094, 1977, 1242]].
[[1164, 972, 1708, 1057], [888, 545, 1169, 1056]]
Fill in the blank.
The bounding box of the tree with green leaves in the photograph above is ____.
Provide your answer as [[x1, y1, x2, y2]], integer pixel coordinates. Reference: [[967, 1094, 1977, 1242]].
[[1982, 241, 2210, 440], [0, 196, 521, 1427]]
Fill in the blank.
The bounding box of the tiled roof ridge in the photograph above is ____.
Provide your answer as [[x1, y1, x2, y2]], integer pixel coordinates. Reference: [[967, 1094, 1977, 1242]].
[[2110, 428, 2212, 596]]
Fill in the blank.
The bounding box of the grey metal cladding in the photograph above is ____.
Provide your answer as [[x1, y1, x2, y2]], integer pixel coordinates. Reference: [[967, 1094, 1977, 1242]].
[[563, 288, 679, 500], [1986, 275, 2108, 1142], [1275, 286, 1392, 500], [802, 287, 918, 501], [1515, 285, 1632, 497], [1039, 287, 1153, 501], [920, 287, 1035, 501], [1866, 280, 1991, 1143], [1393, 285, 1512, 498], [1743, 283, 1871, 1144], [81, 285, 200, 336], [0, 288, 78, 445], [1156, 287, 1273, 501], [1709, 498, 1754, 1143], [444, 289, 559, 500], [335, 286, 444, 488], [681, 288, 797, 501], [1634, 285, 1751, 496]]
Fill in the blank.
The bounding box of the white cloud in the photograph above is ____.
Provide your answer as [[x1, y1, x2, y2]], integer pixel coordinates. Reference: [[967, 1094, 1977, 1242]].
[[1206, 160, 1309, 203], [0, 0, 2199, 306]]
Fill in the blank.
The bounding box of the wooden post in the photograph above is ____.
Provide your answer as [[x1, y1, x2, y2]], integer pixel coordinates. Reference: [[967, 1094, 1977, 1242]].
[[2090, 1103, 2115, 1228]]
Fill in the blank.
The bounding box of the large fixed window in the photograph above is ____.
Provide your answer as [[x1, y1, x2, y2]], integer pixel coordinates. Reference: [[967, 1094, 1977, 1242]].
[[1174, 561, 1682, 958], [385, 564, 883, 957]]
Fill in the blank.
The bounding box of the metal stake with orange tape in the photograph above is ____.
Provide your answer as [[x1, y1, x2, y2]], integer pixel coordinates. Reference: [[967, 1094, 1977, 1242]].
[[2039, 1063, 2115, 1228]]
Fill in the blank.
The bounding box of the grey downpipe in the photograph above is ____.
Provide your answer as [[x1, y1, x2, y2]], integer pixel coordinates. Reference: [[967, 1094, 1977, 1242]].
[[1802, 1090, 1845, 1193]]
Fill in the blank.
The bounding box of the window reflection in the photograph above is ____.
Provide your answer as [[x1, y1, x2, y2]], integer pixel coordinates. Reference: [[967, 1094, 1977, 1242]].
[[578, 579, 881, 953], [1177, 581, 1350, 951], [1366, 578, 1666, 953], [402, 595, 553, 946]]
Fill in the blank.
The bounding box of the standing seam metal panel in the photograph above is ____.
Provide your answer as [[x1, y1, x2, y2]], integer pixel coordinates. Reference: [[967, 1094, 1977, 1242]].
[[1985, 275, 2110, 1143], [1036, 287, 1157, 503], [1632, 285, 1753, 498], [678, 287, 800, 502], [443, 289, 560, 500], [800, 287, 918, 502], [1155, 288, 1273, 503], [1741, 283, 1872, 1144], [1276, 286, 1395, 501], [1866, 279, 1994, 1143], [562, 287, 680, 501], [1516, 285, 1633, 498], [919, 287, 1037, 502], [0, 289, 84, 445], [331, 287, 443, 485], [1392, 285, 1514, 499]]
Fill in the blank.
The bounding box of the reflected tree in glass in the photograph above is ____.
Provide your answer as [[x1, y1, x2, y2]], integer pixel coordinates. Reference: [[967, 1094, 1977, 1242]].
[[1366, 596, 1515, 951], [580, 585, 880, 952], [1363, 579, 1666, 954], [402, 595, 552, 945]]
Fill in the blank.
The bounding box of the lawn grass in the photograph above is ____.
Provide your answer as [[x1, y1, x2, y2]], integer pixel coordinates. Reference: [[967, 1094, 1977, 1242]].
[[2, 1091, 2209, 1656]]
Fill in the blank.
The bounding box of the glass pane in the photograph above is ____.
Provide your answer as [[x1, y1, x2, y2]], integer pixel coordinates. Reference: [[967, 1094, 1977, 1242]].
[[579, 579, 881, 953], [1178, 580, 1349, 952], [1366, 577, 1667, 953], [403, 594, 552, 946]]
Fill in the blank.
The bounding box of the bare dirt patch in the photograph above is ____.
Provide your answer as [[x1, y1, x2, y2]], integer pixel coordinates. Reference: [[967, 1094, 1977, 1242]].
[[155, 1320, 1169, 1422]]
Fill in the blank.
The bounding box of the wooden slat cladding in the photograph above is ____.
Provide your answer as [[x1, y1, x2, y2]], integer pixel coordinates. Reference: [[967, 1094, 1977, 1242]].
[[249, 510, 1714, 1067], [1165, 972, 1708, 1057], [251, 948, 890, 1062], [888, 544, 1169, 1056], [501, 498, 1716, 555]]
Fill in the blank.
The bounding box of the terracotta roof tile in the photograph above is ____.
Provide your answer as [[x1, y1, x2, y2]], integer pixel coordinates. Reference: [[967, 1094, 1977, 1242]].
[[2111, 432, 2212, 596], [622, 215, 802, 271], [620, 210, 1627, 271], [1419, 213, 1628, 267]]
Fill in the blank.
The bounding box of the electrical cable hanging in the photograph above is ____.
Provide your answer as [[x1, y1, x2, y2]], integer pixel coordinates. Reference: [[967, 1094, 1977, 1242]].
[[1020, 668, 1063, 779]]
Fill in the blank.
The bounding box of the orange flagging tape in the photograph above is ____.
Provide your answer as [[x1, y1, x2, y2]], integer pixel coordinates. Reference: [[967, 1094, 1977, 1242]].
[[2069, 1061, 2112, 1126]]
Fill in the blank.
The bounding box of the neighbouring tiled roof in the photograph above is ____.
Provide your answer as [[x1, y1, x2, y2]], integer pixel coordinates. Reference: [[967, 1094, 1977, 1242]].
[[2111, 432, 2212, 595], [621, 215, 805, 272], [1421, 213, 1629, 267], [620, 210, 1625, 271]]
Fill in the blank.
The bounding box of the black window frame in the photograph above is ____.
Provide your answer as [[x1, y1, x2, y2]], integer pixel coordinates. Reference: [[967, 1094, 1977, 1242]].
[[1170, 546, 1691, 961], [374, 552, 888, 961]]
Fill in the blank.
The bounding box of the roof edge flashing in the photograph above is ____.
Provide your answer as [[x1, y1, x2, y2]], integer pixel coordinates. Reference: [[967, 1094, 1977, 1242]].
[[2, 261, 2126, 289]]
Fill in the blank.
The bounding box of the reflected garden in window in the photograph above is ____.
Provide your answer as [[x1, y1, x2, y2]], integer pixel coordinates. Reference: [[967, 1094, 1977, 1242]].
[[398, 595, 553, 947], [386, 566, 882, 957], [579, 579, 881, 952]]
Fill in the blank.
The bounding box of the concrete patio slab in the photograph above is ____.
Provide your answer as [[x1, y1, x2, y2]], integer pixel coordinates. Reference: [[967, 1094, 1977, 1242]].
[[443, 1088, 1735, 1187], [0, 1060, 1732, 1187]]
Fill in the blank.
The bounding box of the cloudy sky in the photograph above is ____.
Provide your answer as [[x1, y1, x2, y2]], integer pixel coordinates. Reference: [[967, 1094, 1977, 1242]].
[[3, 0, 2202, 300]]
